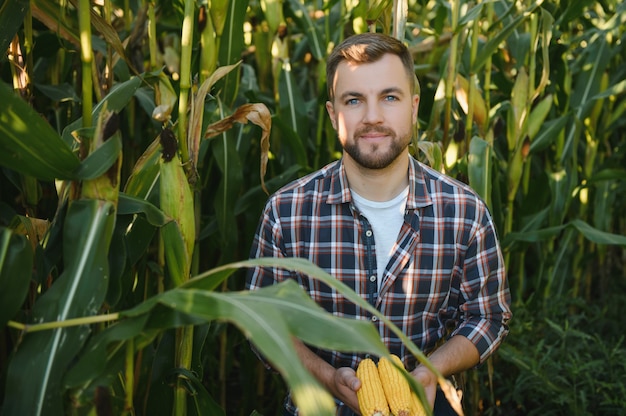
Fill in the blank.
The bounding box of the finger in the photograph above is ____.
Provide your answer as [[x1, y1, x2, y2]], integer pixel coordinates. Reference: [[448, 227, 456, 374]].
[[337, 367, 361, 391]]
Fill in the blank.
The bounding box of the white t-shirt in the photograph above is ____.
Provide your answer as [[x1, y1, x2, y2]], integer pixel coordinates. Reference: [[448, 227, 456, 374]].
[[351, 186, 409, 291]]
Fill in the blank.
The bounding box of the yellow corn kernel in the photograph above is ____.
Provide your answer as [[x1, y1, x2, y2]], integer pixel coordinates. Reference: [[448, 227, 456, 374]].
[[377, 355, 412, 416], [410, 392, 428, 416], [356, 358, 390, 416]]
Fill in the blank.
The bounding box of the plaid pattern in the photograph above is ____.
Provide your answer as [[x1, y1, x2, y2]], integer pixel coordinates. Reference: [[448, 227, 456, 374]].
[[247, 156, 511, 415]]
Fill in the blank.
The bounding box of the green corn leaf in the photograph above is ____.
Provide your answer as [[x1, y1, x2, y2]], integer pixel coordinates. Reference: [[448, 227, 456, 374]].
[[593, 78, 626, 99], [74, 131, 123, 181], [533, 8, 554, 99], [124, 137, 161, 200], [555, 0, 596, 26], [471, 2, 540, 73], [277, 61, 309, 140], [209, 0, 230, 36], [529, 114, 569, 154], [34, 82, 81, 103], [61, 76, 143, 145], [271, 116, 309, 168], [212, 133, 243, 252], [527, 94, 553, 141], [587, 168, 626, 183], [185, 257, 435, 373], [366, 0, 393, 28], [64, 257, 430, 413], [570, 220, 626, 247], [260, 0, 284, 34], [157, 285, 348, 415], [0, 227, 33, 328], [468, 136, 491, 208], [117, 193, 168, 227], [416, 141, 443, 173], [29, 0, 78, 50], [503, 220, 626, 248], [285, 0, 325, 60], [0, 0, 29, 59], [562, 35, 611, 163], [548, 168, 571, 226], [2, 199, 115, 416], [0, 81, 81, 180], [63, 311, 202, 391], [457, 2, 485, 29], [218, 0, 247, 106], [67, 278, 386, 415]]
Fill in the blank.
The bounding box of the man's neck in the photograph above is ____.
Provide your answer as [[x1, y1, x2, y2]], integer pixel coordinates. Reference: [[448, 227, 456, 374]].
[[343, 152, 410, 202]]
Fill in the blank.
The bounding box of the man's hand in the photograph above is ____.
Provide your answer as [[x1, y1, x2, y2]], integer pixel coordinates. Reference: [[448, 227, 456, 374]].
[[291, 338, 363, 413], [409, 335, 480, 411], [410, 365, 438, 409], [330, 367, 361, 414]]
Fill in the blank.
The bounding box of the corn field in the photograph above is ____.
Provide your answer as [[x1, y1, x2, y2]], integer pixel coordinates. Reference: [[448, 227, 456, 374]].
[[0, 0, 625, 415]]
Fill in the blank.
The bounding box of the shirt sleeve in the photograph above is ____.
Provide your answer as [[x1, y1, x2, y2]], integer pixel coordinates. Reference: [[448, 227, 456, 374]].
[[246, 200, 289, 291], [245, 200, 289, 370], [451, 205, 512, 363]]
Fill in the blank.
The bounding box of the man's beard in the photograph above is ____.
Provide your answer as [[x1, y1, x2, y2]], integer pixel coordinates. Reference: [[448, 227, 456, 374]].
[[343, 126, 411, 170]]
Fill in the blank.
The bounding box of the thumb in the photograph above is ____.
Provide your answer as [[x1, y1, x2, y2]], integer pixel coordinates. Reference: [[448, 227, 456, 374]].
[[337, 367, 361, 391]]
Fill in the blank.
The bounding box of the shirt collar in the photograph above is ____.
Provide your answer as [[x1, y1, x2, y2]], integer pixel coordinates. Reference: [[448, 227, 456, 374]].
[[326, 160, 352, 205], [326, 156, 433, 209], [407, 156, 433, 210]]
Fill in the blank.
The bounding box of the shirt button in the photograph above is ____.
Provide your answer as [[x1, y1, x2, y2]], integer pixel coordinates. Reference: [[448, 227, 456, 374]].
[[369, 275, 376, 282], [365, 230, 373, 237], [371, 316, 378, 322]]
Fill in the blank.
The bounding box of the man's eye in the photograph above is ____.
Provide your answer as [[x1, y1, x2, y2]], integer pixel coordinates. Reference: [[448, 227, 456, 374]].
[[346, 98, 359, 105], [384, 95, 398, 102]]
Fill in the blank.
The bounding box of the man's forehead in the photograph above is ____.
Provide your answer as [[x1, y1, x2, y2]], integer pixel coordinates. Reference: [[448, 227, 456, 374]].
[[333, 57, 411, 93]]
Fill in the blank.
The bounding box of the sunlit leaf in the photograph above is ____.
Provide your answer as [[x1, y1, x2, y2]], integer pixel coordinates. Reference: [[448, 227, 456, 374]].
[[471, 2, 540, 73], [468, 136, 491, 208], [0, 81, 80, 180], [285, 0, 325, 60]]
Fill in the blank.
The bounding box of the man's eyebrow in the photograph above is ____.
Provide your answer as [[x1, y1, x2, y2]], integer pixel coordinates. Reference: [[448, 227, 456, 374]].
[[381, 87, 405, 96], [338, 87, 406, 101], [338, 91, 364, 101]]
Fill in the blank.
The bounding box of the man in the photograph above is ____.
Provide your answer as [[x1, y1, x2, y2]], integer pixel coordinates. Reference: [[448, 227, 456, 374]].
[[246, 32, 512, 415]]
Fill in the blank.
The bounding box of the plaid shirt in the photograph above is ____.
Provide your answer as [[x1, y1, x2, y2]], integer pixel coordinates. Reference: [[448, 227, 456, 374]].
[[246, 156, 511, 415]]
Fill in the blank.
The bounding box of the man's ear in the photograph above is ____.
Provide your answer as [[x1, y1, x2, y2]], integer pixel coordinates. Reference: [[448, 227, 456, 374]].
[[412, 94, 420, 125], [325, 101, 337, 130]]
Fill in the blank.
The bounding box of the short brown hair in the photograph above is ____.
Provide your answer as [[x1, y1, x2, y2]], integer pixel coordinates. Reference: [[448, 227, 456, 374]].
[[326, 33, 416, 101]]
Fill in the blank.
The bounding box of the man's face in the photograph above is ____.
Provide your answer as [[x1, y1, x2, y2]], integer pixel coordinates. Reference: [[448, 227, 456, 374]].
[[326, 53, 419, 170]]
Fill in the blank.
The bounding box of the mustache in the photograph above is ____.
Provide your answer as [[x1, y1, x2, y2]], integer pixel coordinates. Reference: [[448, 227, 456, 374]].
[[354, 126, 395, 137]]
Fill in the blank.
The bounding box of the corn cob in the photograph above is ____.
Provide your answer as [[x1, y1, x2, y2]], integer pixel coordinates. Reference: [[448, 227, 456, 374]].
[[409, 392, 428, 416], [159, 128, 195, 287], [377, 355, 412, 416], [356, 358, 390, 416]]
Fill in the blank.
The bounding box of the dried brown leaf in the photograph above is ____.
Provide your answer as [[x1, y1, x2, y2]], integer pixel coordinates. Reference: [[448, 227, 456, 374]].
[[204, 103, 272, 194]]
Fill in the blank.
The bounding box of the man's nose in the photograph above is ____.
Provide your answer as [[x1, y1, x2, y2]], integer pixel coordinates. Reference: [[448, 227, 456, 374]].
[[363, 102, 383, 124]]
